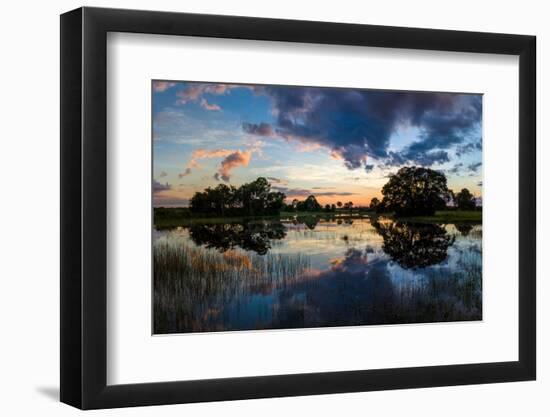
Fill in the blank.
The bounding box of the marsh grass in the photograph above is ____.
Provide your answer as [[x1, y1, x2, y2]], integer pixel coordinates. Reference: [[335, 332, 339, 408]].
[[153, 237, 310, 333]]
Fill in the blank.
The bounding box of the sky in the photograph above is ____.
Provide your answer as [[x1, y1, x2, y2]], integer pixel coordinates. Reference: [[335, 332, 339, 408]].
[[152, 80, 482, 207]]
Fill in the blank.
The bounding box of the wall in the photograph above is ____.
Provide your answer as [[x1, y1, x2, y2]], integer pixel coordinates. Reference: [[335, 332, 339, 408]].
[[0, 0, 545, 415]]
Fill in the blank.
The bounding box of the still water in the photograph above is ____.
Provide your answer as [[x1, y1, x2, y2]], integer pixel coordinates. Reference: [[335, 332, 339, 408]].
[[153, 216, 482, 334]]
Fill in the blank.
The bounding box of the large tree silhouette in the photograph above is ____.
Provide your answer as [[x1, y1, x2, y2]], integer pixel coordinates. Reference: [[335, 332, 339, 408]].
[[381, 166, 450, 216]]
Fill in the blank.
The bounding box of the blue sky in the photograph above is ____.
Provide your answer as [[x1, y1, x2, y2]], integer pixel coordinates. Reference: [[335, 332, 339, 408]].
[[152, 81, 482, 207]]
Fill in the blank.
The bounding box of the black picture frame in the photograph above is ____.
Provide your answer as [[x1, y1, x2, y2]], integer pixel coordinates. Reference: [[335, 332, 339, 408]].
[[60, 6, 536, 410]]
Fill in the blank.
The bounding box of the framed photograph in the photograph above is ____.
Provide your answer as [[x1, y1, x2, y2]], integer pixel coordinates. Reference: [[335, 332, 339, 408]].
[[60, 7, 536, 409]]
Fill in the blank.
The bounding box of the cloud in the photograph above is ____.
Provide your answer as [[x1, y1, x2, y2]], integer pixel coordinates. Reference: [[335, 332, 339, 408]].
[[477, 180, 483, 187], [467, 162, 482, 172], [175, 83, 240, 107], [153, 179, 171, 193], [267, 177, 288, 185], [191, 149, 235, 160], [385, 149, 450, 167], [272, 186, 357, 198], [365, 164, 374, 173], [159, 171, 168, 177], [200, 98, 221, 111], [178, 168, 192, 178], [441, 160, 481, 177], [456, 139, 482, 156], [182, 148, 236, 175], [447, 162, 464, 175], [175, 85, 208, 104], [217, 150, 252, 182], [243, 87, 481, 170], [181, 145, 261, 182], [242, 122, 275, 136], [153, 81, 176, 92]]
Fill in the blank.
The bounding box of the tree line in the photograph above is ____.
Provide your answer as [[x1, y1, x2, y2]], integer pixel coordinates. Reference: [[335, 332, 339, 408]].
[[190, 177, 286, 216], [286, 197, 354, 213], [188, 168, 478, 218], [189, 177, 356, 217]]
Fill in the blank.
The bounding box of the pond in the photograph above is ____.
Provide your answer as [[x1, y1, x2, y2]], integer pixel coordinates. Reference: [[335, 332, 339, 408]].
[[153, 215, 482, 334]]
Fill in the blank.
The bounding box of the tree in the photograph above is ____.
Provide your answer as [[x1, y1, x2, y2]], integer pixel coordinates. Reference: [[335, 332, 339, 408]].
[[330, 204, 337, 212], [296, 195, 321, 212], [309, 196, 322, 211], [455, 188, 476, 210], [381, 166, 449, 216], [445, 189, 456, 208], [211, 184, 234, 216], [336, 201, 343, 209], [265, 191, 286, 214], [238, 177, 272, 215], [369, 197, 380, 210]]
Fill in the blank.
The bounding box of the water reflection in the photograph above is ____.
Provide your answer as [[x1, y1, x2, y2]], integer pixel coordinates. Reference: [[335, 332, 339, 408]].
[[189, 220, 286, 255], [275, 248, 480, 328], [153, 216, 482, 333], [372, 221, 455, 269], [455, 223, 474, 237]]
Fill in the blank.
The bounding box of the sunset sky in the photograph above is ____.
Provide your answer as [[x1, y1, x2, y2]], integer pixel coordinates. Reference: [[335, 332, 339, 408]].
[[153, 81, 482, 207]]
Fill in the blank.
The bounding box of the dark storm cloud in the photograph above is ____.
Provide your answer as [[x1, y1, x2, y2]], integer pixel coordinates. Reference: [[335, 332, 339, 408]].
[[243, 87, 481, 170], [386, 149, 450, 167], [456, 139, 482, 157]]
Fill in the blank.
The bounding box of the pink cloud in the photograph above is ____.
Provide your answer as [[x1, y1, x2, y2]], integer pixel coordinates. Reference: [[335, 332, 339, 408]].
[[217, 150, 252, 182], [175, 83, 237, 106], [179, 146, 259, 182], [153, 81, 176, 92], [175, 85, 205, 104], [200, 98, 221, 111], [179, 149, 234, 177], [192, 148, 234, 160]]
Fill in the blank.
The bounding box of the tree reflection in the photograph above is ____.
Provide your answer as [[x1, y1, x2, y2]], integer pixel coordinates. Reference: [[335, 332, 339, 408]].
[[189, 220, 286, 255], [454, 223, 474, 237], [372, 220, 455, 269], [295, 215, 320, 230]]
